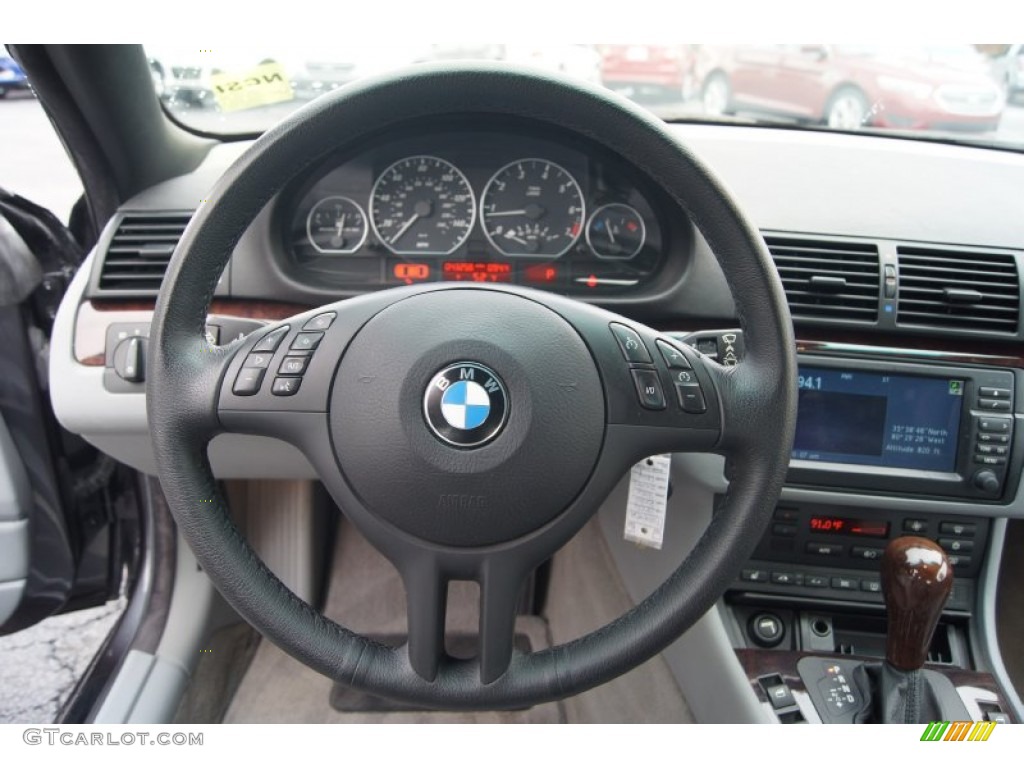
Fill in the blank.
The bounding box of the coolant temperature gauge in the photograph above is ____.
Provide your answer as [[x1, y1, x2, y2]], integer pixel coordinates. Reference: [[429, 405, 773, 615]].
[[585, 203, 646, 260], [306, 196, 369, 254]]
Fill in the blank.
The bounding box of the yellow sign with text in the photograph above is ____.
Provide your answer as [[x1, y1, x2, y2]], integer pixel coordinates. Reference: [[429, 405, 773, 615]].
[[210, 62, 294, 113]]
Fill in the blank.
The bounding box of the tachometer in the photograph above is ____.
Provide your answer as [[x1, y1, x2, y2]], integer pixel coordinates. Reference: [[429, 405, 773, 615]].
[[369, 156, 475, 256], [305, 196, 368, 254], [480, 159, 584, 258]]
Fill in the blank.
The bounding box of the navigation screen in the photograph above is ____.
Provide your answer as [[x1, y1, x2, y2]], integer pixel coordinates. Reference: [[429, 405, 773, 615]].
[[793, 367, 964, 472]]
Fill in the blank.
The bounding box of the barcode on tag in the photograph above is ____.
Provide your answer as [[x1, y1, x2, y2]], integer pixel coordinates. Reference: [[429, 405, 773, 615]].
[[623, 454, 671, 549]]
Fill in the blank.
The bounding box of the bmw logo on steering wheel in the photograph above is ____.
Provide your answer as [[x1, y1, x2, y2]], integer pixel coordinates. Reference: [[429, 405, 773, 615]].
[[424, 362, 509, 448]]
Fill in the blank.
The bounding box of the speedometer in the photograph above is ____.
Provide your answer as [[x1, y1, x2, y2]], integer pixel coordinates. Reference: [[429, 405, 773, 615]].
[[480, 159, 584, 258], [369, 156, 475, 256]]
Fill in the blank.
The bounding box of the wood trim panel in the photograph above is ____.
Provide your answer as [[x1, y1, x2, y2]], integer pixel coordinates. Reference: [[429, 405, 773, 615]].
[[76, 300, 1024, 368], [74, 299, 311, 365]]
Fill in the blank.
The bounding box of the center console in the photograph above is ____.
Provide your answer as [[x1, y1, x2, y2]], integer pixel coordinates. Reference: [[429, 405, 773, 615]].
[[671, 330, 1023, 723]]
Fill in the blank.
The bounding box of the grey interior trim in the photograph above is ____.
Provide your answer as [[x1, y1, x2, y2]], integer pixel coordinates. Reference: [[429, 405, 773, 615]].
[[124, 658, 189, 724], [0, 520, 29, 582], [677, 124, 1024, 250], [92, 650, 156, 724], [596, 457, 770, 723], [154, 532, 227, 676], [0, 580, 26, 626], [49, 250, 315, 478], [92, 650, 190, 725], [973, 518, 1024, 721], [0, 417, 30, 622], [225, 480, 325, 603], [91, 530, 235, 723], [676, 445, 1024, 519], [0, 416, 30, 522]]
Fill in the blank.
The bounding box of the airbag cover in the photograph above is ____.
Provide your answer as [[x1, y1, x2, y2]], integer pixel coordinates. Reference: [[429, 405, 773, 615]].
[[330, 289, 604, 547]]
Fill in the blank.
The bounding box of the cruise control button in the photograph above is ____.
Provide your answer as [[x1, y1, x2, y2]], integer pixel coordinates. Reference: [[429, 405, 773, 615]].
[[271, 377, 302, 396], [675, 383, 706, 413], [278, 356, 310, 376], [610, 323, 652, 363], [233, 367, 266, 396], [291, 332, 324, 351], [939, 538, 974, 553], [244, 352, 273, 369], [303, 312, 337, 331], [655, 339, 691, 369], [252, 326, 289, 353], [631, 369, 665, 410]]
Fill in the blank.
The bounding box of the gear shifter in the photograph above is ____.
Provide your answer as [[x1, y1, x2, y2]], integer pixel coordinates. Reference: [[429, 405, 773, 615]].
[[853, 536, 968, 723], [882, 536, 953, 671], [799, 536, 970, 724]]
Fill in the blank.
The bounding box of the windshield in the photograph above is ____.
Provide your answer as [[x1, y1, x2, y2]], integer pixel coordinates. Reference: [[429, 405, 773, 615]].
[[145, 44, 1021, 149]]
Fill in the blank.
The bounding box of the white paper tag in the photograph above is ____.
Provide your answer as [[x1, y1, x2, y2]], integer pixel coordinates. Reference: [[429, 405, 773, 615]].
[[623, 454, 671, 550]]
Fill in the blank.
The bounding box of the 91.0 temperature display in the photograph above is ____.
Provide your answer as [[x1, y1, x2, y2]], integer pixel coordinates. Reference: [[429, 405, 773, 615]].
[[808, 516, 890, 538]]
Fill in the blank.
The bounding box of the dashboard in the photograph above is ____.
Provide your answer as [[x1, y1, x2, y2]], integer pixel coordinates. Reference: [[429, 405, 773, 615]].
[[56, 119, 1024, 511], [279, 123, 677, 296], [40, 105, 1024, 723]]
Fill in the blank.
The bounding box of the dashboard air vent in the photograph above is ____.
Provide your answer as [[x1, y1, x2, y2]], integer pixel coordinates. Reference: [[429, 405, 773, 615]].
[[98, 213, 192, 293], [764, 236, 880, 322], [896, 247, 1020, 334]]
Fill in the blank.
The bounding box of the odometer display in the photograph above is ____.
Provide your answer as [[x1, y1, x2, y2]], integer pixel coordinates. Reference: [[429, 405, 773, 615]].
[[370, 156, 475, 256], [442, 261, 513, 283]]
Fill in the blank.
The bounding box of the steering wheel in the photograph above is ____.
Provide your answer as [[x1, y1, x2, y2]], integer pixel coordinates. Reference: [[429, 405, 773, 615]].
[[147, 64, 796, 709]]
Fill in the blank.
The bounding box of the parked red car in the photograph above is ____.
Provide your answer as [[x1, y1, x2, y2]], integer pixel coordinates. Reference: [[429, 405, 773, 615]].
[[698, 45, 1004, 132], [599, 44, 699, 100]]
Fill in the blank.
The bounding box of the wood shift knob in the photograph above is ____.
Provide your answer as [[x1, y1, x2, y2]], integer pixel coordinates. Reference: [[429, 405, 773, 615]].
[[881, 536, 953, 671]]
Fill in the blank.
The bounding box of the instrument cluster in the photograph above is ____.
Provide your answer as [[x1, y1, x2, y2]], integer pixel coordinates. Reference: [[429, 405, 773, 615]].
[[283, 128, 672, 295]]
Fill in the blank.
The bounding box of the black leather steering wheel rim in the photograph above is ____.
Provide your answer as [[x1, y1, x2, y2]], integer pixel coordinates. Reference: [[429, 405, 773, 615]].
[[147, 64, 797, 709]]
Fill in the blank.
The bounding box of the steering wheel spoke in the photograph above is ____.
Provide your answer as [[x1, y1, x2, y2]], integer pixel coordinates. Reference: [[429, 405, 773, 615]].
[[402, 561, 448, 683], [397, 551, 530, 685]]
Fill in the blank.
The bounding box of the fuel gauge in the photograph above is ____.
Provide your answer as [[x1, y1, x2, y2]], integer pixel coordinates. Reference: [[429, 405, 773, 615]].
[[306, 196, 369, 254], [585, 203, 646, 260]]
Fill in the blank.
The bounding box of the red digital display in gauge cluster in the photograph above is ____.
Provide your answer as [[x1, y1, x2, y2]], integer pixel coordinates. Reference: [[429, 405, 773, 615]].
[[392, 263, 432, 284], [523, 264, 560, 284], [442, 261, 513, 282], [808, 516, 890, 538]]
